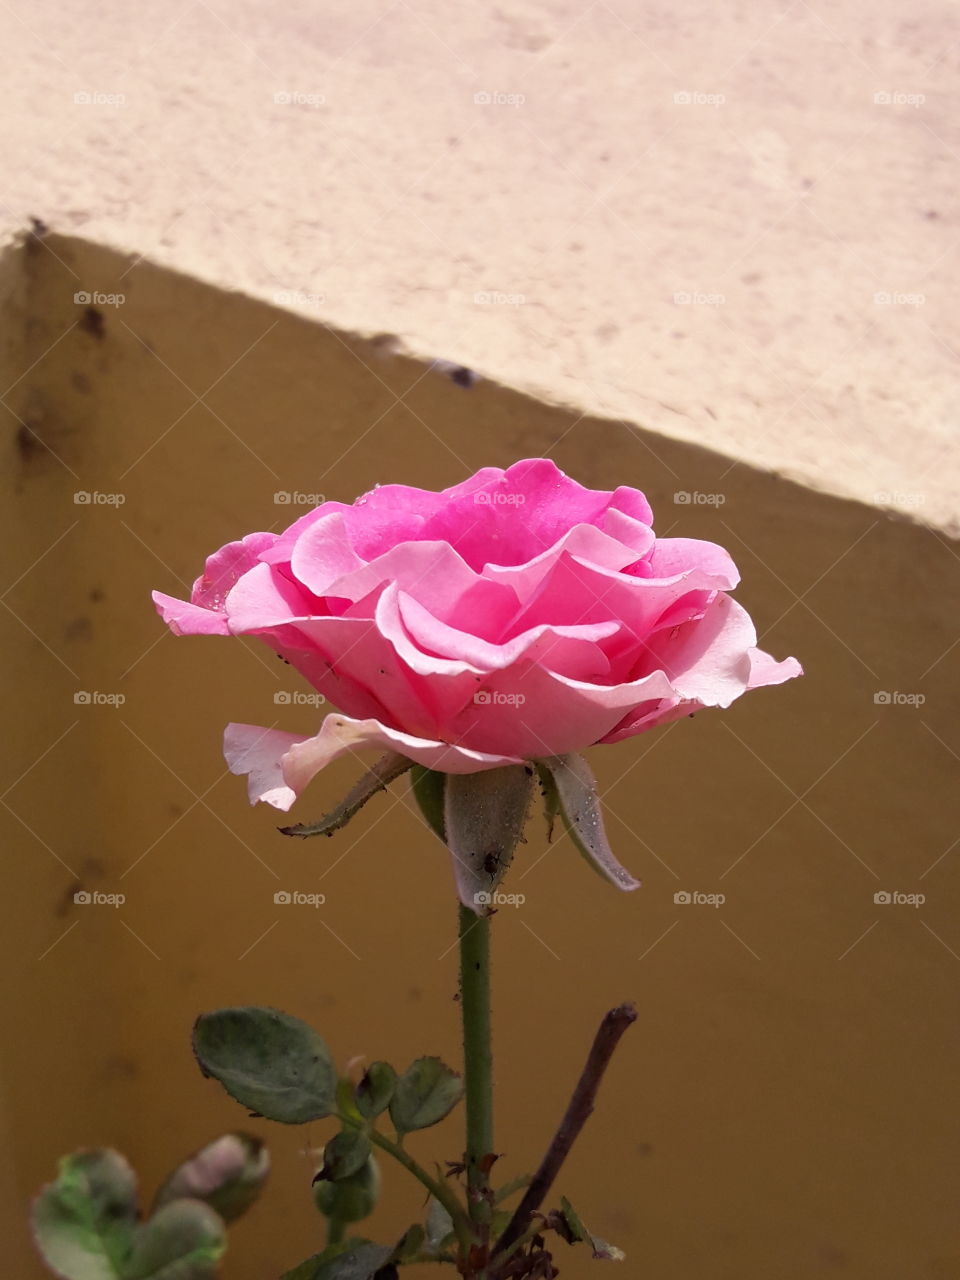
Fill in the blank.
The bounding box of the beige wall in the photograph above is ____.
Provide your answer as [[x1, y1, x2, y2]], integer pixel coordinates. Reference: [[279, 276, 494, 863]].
[[1, 233, 958, 1278]]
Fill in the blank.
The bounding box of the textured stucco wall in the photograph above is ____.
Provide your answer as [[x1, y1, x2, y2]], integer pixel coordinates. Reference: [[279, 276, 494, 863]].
[[1, 1, 959, 1277], [1, 0, 958, 531], [1, 232, 958, 1280]]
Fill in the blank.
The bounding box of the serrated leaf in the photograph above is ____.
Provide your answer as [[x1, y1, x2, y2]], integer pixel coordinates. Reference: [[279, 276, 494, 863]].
[[389, 1058, 463, 1134], [444, 765, 534, 913], [280, 755, 412, 838], [193, 1007, 336, 1124], [409, 767, 446, 842], [355, 1063, 396, 1121], [537, 756, 640, 892], [32, 1149, 138, 1280], [280, 1239, 393, 1279], [152, 1133, 268, 1224], [123, 1200, 225, 1280], [424, 1198, 455, 1253], [316, 1131, 371, 1182]]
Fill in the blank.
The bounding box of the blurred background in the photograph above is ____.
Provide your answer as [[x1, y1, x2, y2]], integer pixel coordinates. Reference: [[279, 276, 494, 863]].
[[1, 3, 958, 1277]]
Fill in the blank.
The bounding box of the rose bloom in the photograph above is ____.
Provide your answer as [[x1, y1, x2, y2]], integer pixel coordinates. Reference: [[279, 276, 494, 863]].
[[153, 459, 801, 810]]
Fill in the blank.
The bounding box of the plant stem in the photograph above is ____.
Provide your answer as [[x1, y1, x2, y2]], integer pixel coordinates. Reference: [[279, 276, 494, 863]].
[[339, 1117, 472, 1251], [326, 1216, 345, 1247], [459, 902, 494, 1263]]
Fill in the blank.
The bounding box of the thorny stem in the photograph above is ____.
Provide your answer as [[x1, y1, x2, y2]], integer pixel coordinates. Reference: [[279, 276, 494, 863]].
[[459, 902, 494, 1273]]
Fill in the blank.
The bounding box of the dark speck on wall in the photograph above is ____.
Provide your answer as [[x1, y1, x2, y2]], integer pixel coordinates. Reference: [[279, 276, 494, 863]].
[[79, 307, 105, 339]]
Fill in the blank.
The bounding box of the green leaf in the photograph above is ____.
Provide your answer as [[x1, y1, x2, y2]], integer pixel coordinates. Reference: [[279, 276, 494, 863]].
[[280, 1239, 392, 1280], [389, 1058, 463, 1134], [554, 1197, 626, 1261], [32, 1149, 138, 1280], [316, 1131, 371, 1182], [424, 1198, 455, 1253], [279, 754, 412, 838], [313, 1159, 380, 1224], [123, 1200, 225, 1279], [152, 1133, 268, 1223], [193, 1007, 336, 1124], [443, 765, 534, 913], [355, 1062, 396, 1121], [409, 767, 446, 842], [536, 755, 640, 892], [389, 1224, 425, 1263]]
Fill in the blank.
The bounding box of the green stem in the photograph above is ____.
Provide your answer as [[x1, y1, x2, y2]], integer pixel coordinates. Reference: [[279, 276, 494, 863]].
[[358, 1124, 472, 1252], [326, 1216, 345, 1247], [459, 903, 494, 1259]]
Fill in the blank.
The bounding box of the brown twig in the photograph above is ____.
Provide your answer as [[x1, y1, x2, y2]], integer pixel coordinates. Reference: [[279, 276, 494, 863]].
[[490, 1001, 637, 1266]]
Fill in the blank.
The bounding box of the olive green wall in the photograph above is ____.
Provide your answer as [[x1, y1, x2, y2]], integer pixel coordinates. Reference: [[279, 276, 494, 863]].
[[3, 234, 958, 1278]]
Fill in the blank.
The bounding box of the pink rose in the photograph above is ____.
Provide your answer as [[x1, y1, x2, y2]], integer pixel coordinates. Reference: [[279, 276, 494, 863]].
[[153, 459, 800, 811]]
